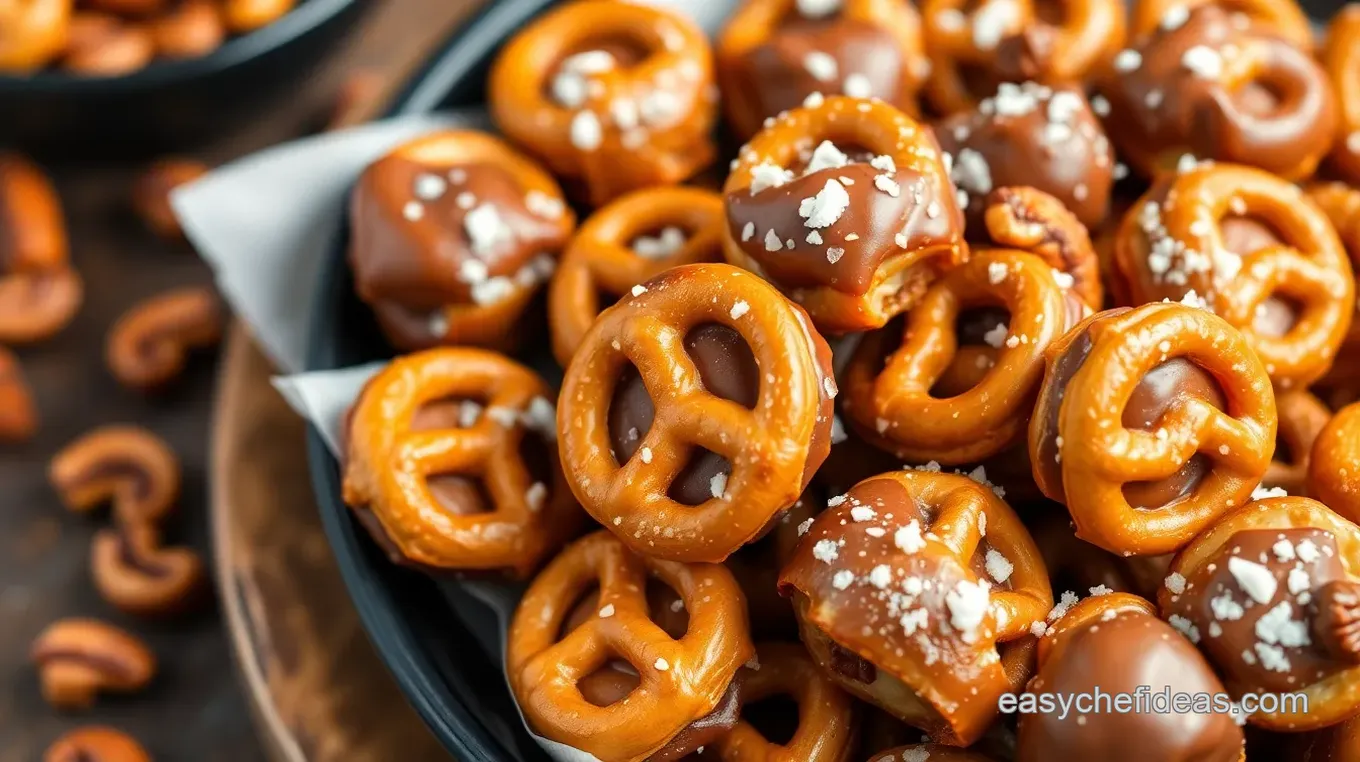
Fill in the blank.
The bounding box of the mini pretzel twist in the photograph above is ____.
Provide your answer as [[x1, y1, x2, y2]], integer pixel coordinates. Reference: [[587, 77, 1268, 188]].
[[1100, 6, 1336, 181], [980, 187, 1102, 310], [0, 153, 82, 345], [1129, 0, 1312, 48], [0, 0, 70, 71], [549, 187, 724, 367], [1114, 164, 1355, 390], [559, 263, 833, 563], [343, 348, 584, 578], [1263, 390, 1333, 496], [1029, 303, 1277, 556], [780, 470, 1052, 746], [0, 347, 37, 442], [489, 0, 716, 206], [715, 0, 928, 138], [844, 249, 1070, 465], [921, 0, 1124, 115], [710, 642, 856, 762], [722, 95, 966, 334], [1310, 402, 1360, 525], [507, 530, 754, 762]]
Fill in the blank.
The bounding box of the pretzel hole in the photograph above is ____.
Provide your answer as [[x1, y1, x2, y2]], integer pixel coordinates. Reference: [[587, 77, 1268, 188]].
[[740, 695, 800, 745], [1119, 358, 1226, 509], [608, 364, 654, 464], [410, 397, 487, 431], [932, 307, 1009, 397], [1233, 77, 1286, 117]]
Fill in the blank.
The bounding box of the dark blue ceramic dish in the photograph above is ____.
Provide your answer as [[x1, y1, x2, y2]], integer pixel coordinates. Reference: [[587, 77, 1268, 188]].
[[304, 0, 1348, 760], [0, 0, 370, 156]]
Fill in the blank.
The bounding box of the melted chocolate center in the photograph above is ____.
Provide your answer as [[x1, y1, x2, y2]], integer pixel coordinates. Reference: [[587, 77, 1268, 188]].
[[608, 324, 760, 505], [412, 399, 493, 516], [1120, 358, 1227, 509], [742, 17, 903, 121]]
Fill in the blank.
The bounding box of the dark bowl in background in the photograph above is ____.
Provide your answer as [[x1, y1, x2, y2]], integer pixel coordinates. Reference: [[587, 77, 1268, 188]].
[[304, 0, 1350, 760], [0, 0, 370, 157]]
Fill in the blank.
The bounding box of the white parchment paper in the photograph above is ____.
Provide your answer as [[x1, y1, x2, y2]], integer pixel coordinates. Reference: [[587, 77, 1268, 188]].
[[174, 2, 745, 759]]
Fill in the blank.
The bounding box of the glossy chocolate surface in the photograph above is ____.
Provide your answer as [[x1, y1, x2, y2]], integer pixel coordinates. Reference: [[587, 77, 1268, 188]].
[[936, 83, 1114, 229], [1099, 5, 1336, 178], [735, 17, 906, 123], [1017, 607, 1244, 761], [1166, 528, 1355, 694], [726, 155, 958, 295], [350, 156, 568, 308]]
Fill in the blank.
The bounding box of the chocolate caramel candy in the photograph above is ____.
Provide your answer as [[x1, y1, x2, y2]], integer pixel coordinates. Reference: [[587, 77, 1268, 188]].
[[1160, 497, 1360, 731], [349, 131, 574, 349], [717, 0, 927, 138], [936, 82, 1115, 230], [1098, 5, 1337, 181], [722, 96, 967, 334], [780, 470, 1051, 746], [1016, 593, 1245, 762]]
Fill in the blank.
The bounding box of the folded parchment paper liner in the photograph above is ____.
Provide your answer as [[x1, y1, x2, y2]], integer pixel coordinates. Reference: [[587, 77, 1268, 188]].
[[173, 2, 747, 759]]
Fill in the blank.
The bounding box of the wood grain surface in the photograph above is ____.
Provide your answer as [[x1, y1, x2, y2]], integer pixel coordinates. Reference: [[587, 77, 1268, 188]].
[[1, 1, 474, 760]]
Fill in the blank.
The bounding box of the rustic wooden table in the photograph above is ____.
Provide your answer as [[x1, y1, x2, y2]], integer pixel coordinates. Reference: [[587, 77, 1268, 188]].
[[0, 2, 474, 759]]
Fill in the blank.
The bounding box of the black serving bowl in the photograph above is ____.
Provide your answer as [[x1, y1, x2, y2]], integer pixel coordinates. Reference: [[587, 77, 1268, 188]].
[[0, 0, 369, 157], [304, 0, 1349, 760], [306, 1, 560, 760]]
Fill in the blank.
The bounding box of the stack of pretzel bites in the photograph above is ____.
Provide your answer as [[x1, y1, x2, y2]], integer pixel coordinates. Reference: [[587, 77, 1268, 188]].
[[339, 0, 1360, 759]]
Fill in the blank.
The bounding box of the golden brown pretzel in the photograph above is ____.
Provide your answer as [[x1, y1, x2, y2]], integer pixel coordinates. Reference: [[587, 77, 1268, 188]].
[[1263, 390, 1332, 496], [1128, 0, 1312, 48], [343, 348, 585, 578], [708, 641, 856, 762], [780, 470, 1052, 746], [1018, 593, 1246, 761], [507, 530, 754, 762], [548, 186, 724, 367], [843, 249, 1072, 465], [920, 0, 1125, 115], [44, 726, 152, 762], [1324, 8, 1360, 184], [722, 95, 966, 334], [1099, 5, 1336, 181], [1160, 496, 1360, 731], [715, 0, 928, 138], [0, 153, 82, 345], [1112, 163, 1355, 390], [1310, 402, 1360, 525], [489, 0, 716, 206], [559, 263, 835, 563], [1029, 303, 1277, 556], [0, 0, 70, 72], [349, 130, 575, 351], [221, 0, 293, 33]]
